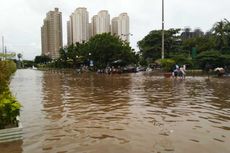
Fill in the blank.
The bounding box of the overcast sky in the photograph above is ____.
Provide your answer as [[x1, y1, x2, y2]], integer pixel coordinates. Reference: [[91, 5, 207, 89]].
[[0, 0, 230, 60]]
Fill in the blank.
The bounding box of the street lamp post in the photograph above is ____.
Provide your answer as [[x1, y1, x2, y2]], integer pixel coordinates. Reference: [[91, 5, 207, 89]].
[[89, 52, 93, 67], [162, 0, 165, 59]]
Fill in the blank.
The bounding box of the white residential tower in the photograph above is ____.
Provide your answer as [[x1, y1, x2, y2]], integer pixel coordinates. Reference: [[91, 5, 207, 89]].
[[41, 8, 63, 59]]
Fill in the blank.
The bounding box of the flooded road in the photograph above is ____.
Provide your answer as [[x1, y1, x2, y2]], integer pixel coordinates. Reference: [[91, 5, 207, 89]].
[[1, 69, 230, 153]]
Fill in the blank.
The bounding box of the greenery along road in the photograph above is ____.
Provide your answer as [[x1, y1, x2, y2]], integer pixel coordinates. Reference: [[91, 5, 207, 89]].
[[34, 19, 230, 72], [35, 33, 138, 69], [0, 61, 21, 129], [138, 19, 230, 70]]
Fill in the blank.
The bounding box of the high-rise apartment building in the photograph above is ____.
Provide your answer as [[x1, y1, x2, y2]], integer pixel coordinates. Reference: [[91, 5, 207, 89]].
[[111, 13, 130, 42], [111, 17, 119, 35], [118, 13, 130, 42], [41, 8, 62, 59], [67, 8, 130, 45], [96, 10, 110, 34], [68, 7, 89, 44], [91, 15, 98, 37], [89, 23, 92, 38], [181, 27, 204, 40], [67, 20, 72, 45]]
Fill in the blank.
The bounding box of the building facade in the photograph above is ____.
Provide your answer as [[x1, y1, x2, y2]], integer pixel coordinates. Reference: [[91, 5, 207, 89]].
[[67, 8, 130, 44], [68, 7, 89, 44], [181, 27, 204, 40], [118, 13, 130, 42], [67, 20, 73, 45], [90, 15, 98, 37], [111, 17, 119, 35], [111, 13, 130, 42], [41, 8, 63, 59], [96, 10, 110, 34]]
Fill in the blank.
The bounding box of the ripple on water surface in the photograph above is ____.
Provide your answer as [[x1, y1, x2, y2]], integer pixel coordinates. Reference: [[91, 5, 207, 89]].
[[2, 70, 230, 153]]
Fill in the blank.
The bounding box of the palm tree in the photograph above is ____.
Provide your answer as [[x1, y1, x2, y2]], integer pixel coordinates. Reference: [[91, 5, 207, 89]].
[[17, 53, 22, 61], [17, 53, 23, 68], [211, 19, 230, 51]]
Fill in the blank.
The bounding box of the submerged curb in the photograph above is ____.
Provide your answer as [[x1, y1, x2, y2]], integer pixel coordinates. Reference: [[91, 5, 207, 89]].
[[0, 116, 23, 143]]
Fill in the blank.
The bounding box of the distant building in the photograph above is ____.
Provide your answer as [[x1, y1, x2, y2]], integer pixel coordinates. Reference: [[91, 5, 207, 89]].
[[96, 10, 110, 34], [193, 28, 204, 37], [88, 23, 92, 38], [67, 8, 130, 44], [90, 15, 98, 37], [111, 13, 130, 42], [118, 13, 130, 42], [67, 20, 72, 45], [41, 8, 63, 59], [181, 27, 192, 39], [111, 17, 119, 35], [205, 31, 212, 37], [181, 27, 204, 40], [68, 7, 89, 44]]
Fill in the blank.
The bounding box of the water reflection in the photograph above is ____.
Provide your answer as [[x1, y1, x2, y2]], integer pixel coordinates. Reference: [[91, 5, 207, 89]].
[[41, 71, 132, 153], [0, 140, 23, 153], [3, 69, 230, 153]]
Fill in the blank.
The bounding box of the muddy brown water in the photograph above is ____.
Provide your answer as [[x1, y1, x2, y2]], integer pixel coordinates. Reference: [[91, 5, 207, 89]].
[[0, 69, 230, 153]]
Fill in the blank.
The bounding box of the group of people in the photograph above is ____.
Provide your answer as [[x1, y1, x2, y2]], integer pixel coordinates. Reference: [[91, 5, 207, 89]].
[[214, 67, 225, 77], [97, 66, 124, 74], [172, 64, 186, 79]]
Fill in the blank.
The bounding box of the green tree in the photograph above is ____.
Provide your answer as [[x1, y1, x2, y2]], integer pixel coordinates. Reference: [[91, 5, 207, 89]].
[[211, 19, 230, 51], [23, 60, 34, 68], [59, 43, 86, 68], [182, 35, 215, 55], [17, 53, 22, 61], [138, 29, 181, 62], [34, 55, 52, 64], [59, 47, 68, 63], [171, 54, 193, 68], [84, 33, 136, 68], [196, 50, 225, 69], [159, 58, 176, 72]]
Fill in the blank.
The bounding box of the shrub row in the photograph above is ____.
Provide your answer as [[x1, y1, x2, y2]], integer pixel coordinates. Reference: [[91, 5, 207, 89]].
[[0, 61, 21, 129]]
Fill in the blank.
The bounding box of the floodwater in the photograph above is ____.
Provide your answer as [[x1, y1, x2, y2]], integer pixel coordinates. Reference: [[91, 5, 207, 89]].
[[1, 69, 230, 153]]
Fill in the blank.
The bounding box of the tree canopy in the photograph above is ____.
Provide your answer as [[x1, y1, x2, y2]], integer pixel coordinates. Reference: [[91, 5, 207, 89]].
[[137, 19, 230, 71], [138, 29, 181, 61], [211, 19, 230, 52], [85, 33, 137, 68], [35, 19, 230, 71], [57, 33, 137, 69], [34, 55, 52, 64]]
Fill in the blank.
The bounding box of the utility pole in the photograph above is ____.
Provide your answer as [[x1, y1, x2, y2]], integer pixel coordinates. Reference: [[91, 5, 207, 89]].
[[2, 36, 5, 60], [5, 46, 7, 55], [162, 0, 165, 59], [2, 36, 4, 54], [5, 46, 7, 60]]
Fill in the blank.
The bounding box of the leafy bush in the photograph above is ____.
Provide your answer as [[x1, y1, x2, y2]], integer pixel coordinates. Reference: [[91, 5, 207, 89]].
[[34, 55, 52, 65], [196, 50, 224, 69], [0, 61, 17, 92], [0, 92, 21, 129], [172, 54, 192, 66], [0, 61, 21, 129], [23, 60, 34, 68], [159, 59, 176, 72]]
